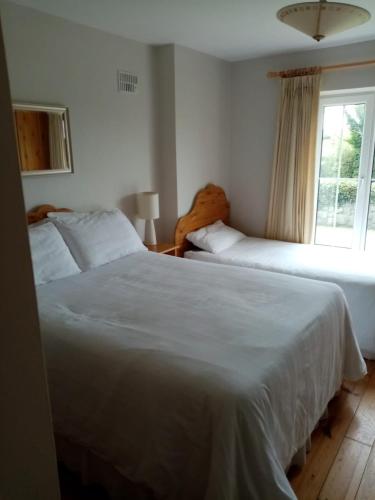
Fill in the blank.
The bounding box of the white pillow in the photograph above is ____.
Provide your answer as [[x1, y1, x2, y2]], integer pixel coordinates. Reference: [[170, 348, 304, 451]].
[[186, 220, 245, 253], [29, 222, 81, 286], [47, 209, 147, 271]]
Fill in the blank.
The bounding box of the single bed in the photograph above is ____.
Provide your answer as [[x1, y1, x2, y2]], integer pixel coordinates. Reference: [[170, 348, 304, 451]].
[[178, 184, 375, 360], [29, 204, 365, 500]]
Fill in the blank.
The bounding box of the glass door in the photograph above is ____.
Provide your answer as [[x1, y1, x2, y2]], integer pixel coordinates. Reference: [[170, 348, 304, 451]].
[[314, 91, 375, 250]]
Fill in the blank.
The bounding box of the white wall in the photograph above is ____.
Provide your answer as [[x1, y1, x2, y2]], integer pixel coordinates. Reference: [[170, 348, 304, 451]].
[[174, 45, 231, 215], [1, 2, 232, 241], [0, 14, 60, 500], [154, 45, 178, 241], [231, 40, 375, 237], [1, 1, 157, 229], [154, 44, 232, 238]]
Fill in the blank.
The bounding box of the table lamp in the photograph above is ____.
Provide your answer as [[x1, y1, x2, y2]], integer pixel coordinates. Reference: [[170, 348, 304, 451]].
[[137, 191, 159, 245]]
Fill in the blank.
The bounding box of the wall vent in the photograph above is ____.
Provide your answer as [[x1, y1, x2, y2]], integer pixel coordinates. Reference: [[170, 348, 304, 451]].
[[117, 70, 138, 94]]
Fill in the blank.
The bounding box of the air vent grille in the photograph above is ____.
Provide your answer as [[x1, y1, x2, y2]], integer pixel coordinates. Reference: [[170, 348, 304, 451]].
[[117, 70, 138, 94]]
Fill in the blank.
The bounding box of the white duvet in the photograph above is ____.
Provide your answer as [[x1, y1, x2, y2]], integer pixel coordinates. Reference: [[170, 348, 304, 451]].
[[186, 237, 375, 359], [37, 252, 365, 500]]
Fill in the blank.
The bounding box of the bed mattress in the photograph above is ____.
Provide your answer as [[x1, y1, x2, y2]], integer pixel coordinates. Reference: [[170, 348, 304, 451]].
[[37, 251, 365, 500], [185, 237, 375, 359]]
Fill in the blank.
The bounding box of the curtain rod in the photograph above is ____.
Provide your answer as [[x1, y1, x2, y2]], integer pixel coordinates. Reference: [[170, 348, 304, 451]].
[[267, 59, 375, 79]]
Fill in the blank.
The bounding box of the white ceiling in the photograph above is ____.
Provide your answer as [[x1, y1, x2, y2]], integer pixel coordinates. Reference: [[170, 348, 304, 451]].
[[8, 0, 375, 61]]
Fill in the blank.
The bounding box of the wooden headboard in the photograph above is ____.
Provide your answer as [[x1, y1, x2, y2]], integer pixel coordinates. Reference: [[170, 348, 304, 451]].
[[174, 184, 230, 255], [27, 204, 72, 224]]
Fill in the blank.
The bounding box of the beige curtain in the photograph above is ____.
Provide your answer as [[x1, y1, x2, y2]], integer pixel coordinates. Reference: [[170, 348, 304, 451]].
[[266, 71, 321, 243]]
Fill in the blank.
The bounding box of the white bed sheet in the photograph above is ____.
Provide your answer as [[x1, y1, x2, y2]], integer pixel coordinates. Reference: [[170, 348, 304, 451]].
[[186, 237, 375, 359], [37, 252, 365, 500]]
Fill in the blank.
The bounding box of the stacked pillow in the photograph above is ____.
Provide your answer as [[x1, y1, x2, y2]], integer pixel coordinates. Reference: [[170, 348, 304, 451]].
[[28, 222, 81, 286], [28, 209, 146, 285], [47, 209, 146, 271]]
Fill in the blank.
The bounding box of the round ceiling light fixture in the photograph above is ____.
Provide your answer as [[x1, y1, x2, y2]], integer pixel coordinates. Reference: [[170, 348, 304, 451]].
[[277, 0, 371, 41]]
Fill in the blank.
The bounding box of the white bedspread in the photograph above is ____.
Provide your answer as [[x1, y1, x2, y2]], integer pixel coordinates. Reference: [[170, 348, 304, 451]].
[[37, 252, 365, 500], [186, 238, 375, 359]]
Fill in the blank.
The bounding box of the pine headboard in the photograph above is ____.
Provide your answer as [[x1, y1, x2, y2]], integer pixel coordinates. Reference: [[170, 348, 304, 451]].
[[27, 204, 72, 225], [174, 184, 230, 255]]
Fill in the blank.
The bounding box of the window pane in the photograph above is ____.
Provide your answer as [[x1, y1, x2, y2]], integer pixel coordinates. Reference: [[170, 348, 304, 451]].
[[365, 151, 375, 251], [314, 103, 365, 248]]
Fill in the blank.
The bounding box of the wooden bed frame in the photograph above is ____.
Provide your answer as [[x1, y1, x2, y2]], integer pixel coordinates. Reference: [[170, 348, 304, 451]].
[[174, 183, 230, 255], [27, 204, 72, 224]]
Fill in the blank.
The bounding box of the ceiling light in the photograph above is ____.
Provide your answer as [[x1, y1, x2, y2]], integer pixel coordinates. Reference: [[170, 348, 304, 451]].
[[277, 0, 371, 41]]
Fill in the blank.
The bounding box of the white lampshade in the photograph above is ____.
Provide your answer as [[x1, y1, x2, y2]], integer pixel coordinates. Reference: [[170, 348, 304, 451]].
[[137, 191, 159, 220], [277, 1, 371, 41]]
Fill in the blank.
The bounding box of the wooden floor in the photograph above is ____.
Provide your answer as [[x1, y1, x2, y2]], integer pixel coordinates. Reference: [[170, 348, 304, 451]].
[[289, 360, 375, 500]]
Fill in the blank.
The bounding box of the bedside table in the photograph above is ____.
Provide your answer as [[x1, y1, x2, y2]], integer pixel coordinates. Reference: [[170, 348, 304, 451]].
[[146, 243, 180, 256]]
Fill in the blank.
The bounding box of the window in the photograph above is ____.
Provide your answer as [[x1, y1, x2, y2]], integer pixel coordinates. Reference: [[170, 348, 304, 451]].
[[314, 90, 375, 251]]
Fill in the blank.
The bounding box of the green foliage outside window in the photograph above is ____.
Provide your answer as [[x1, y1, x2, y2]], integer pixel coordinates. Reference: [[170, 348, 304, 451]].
[[320, 105, 364, 179], [317, 179, 358, 206]]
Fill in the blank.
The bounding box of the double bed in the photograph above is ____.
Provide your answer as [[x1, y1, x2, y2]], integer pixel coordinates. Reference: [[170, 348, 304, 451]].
[[178, 184, 375, 360], [29, 203, 365, 500]]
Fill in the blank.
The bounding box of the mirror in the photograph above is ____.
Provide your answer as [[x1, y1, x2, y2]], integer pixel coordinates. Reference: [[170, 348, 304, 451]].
[[13, 103, 73, 176]]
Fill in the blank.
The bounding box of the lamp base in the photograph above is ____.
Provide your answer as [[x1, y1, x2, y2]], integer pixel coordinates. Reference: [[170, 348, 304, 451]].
[[144, 219, 157, 245]]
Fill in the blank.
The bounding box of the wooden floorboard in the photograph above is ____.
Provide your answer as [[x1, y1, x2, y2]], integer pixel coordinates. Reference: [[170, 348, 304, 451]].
[[318, 438, 370, 500], [290, 360, 375, 500], [346, 372, 375, 447], [356, 443, 375, 500]]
